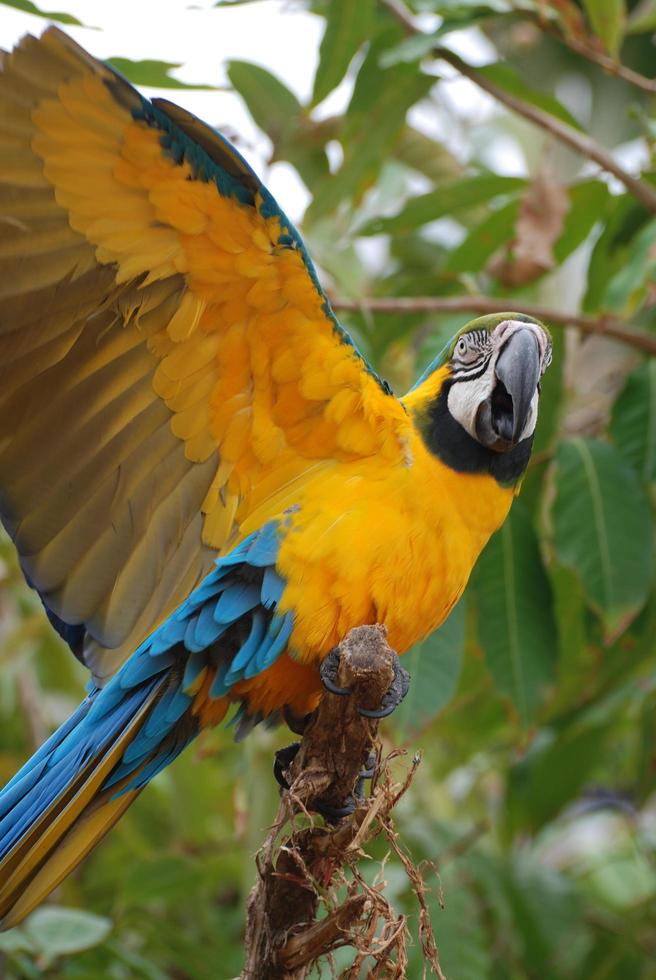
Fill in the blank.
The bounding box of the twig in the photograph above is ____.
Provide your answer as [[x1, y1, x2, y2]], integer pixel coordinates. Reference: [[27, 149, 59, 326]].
[[555, 34, 656, 94], [436, 47, 656, 213], [329, 295, 656, 357], [241, 625, 444, 980], [382, 0, 656, 214]]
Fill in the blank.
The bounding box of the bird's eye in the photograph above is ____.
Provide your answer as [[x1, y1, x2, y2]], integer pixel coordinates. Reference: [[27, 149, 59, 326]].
[[454, 335, 479, 364]]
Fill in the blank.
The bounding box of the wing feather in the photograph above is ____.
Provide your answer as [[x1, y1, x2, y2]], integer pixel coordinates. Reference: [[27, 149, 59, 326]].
[[0, 27, 411, 685]]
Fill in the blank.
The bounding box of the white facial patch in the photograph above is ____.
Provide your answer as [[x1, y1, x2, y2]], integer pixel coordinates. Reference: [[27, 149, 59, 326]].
[[447, 373, 492, 440]]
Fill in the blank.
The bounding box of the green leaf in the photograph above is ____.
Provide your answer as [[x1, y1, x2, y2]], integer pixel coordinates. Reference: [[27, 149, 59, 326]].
[[506, 857, 590, 975], [603, 216, 656, 313], [0, 0, 83, 24], [122, 856, 202, 906], [227, 60, 301, 147], [306, 31, 432, 223], [108, 58, 219, 91], [445, 198, 520, 273], [393, 126, 462, 184], [279, 135, 331, 192], [473, 503, 556, 724], [626, 0, 656, 33], [553, 439, 653, 639], [0, 926, 32, 954], [393, 599, 465, 738], [311, 0, 374, 106], [378, 32, 441, 68], [24, 907, 111, 961], [610, 361, 656, 484], [477, 62, 584, 131], [583, 194, 651, 313], [582, 0, 626, 56], [359, 175, 525, 236], [418, 866, 492, 980], [554, 180, 611, 264], [504, 722, 614, 838]]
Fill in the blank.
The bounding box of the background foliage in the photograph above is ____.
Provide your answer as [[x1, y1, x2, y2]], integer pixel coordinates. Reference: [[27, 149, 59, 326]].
[[1, 0, 655, 976]]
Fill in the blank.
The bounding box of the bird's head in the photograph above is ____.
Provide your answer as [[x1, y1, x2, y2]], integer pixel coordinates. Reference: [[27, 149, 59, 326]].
[[404, 313, 552, 485]]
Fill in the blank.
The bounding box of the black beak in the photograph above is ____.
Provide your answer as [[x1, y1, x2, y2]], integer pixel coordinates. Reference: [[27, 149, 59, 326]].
[[475, 328, 541, 452]]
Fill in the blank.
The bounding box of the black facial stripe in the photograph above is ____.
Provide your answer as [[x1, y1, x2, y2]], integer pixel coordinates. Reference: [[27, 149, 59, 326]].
[[452, 354, 493, 383], [418, 379, 533, 486]]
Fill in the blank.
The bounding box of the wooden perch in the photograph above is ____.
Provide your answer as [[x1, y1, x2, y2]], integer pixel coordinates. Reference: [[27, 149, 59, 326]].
[[241, 625, 444, 980]]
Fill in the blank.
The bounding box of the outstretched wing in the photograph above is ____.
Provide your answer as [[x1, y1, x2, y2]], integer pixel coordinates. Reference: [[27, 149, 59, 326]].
[[0, 28, 410, 683]]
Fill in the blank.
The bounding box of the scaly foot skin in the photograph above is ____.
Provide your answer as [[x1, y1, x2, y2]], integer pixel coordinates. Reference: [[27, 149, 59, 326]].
[[319, 647, 411, 719]]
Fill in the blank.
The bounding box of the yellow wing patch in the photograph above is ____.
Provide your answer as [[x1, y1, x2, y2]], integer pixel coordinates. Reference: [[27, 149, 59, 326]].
[[0, 27, 412, 683], [26, 39, 412, 550]]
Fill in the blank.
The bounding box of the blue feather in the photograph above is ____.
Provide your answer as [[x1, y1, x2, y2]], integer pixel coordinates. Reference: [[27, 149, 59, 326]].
[[119, 650, 176, 689], [182, 650, 207, 692], [0, 759, 48, 822], [221, 610, 266, 685], [0, 698, 91, 800], [191, 601, 228, 652], [143, 685, 190, 740], [261, 566, 285, 609], [213, 582, 260, 625], [246, 522, 280, 567], [148, 616, 188, 657], [208, 661, 232, 699], [248, 613, 294, 677]]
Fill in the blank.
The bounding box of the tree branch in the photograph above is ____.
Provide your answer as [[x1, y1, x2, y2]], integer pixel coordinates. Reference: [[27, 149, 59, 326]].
[[535, 21, 656, 95], [241, 625, 444, 980], [330, 295, 656, 357], [382, 0, 656, 214]]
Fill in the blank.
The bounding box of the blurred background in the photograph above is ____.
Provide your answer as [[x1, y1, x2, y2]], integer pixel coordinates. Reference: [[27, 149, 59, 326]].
[[0, 0, 655, 976]]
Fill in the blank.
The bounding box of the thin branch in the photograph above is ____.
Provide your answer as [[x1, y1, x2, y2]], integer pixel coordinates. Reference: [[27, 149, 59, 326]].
[[436, 47, 656, 213], [536, 21, 656, 95], [382, 0, 656, 214], [330, 295, 656, 357]]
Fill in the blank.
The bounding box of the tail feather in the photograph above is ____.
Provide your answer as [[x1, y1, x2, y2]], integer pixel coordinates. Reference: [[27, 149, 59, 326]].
[[0, 523, 285, 927], [0, 679, 165, 928], [0, 784, 140, 930]]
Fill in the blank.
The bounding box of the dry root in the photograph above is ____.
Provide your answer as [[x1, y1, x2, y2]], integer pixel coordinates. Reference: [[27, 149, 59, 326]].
[[241, 625, 445, 980]]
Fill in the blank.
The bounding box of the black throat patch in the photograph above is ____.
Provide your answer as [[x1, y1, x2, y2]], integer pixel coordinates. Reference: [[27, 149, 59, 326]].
[[419, 379, 533, 486]]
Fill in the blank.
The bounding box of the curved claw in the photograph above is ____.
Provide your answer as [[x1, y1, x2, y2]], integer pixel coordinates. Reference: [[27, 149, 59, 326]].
[[357, 657, 410, 719], [273, 741, 301, 791], [313, 795, 357, 822], [322, 675, 352, 697], [319, 647, 352, 697], [358, 701, 399, 719]]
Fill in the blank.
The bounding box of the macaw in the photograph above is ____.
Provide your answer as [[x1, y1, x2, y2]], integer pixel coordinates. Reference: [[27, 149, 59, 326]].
[[0, 28, 552, 927]]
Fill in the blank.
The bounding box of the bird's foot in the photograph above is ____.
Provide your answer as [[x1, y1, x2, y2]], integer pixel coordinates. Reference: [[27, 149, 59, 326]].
[[319, 647, 411, 719], [313, 750, 378, 822], [273, 744, 378, 823], [283, 704, 313, 736]]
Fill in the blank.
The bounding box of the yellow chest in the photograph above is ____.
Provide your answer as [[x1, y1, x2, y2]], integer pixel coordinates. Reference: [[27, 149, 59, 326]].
[[276, 428, 514, 661]]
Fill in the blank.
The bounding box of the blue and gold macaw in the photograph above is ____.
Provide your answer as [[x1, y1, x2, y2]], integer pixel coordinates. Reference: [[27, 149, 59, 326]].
[[0, 29, 552, 926]]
